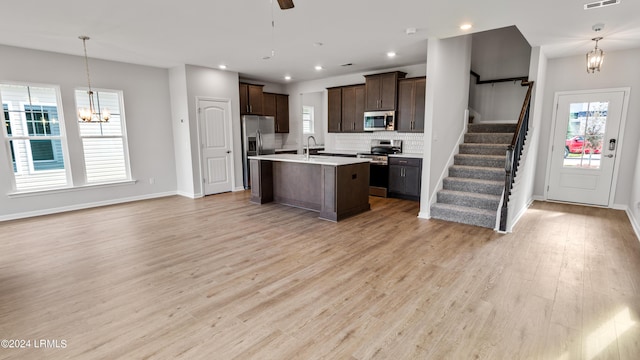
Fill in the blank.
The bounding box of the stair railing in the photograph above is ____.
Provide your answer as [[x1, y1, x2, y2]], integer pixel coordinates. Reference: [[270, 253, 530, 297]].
[[499, 80, 534, 232]]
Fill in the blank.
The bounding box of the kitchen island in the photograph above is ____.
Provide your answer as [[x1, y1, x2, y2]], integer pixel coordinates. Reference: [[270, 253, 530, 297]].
[[248, 154, 371, 221]]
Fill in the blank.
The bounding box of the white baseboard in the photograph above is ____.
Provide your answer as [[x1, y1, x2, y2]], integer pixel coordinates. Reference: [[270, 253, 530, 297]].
[[0, 191, 178, 222], [233, 186, 246, 192], [176, 191, 198, 199], [417, 211, 430, 220], [532, 195, 545, 202]]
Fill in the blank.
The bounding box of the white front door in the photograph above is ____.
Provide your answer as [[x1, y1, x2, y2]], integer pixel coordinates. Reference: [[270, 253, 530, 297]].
[[547, 89, 628, 206], [199, 99, 233, 195]]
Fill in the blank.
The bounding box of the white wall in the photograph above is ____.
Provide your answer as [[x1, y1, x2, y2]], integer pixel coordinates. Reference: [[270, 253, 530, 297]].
[[184, 65, 243, 194], [0, 45, 176, 220], [469, 26, 531, 123], [419, 36, 472, 217], [169, 66, 194, 197], [505, 46, 548, 231], [533, 48, 640, 209], [285, 63, 427, 153]]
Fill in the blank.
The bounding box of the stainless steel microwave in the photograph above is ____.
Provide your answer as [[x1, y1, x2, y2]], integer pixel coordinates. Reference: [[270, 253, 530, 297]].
[[364, 111, 395, 131]]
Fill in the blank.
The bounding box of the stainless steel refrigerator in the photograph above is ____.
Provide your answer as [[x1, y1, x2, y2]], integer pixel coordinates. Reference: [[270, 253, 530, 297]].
[[242, 115, 276, 189]]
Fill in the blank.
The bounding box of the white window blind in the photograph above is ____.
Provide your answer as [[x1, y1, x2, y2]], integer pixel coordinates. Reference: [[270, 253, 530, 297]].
[[75, 90, 130, 184], [1, 84, 69, 191], [303, 105, 314, 134]]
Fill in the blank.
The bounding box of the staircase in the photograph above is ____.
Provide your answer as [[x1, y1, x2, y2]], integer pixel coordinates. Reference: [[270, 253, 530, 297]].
[[430, 123, 517, 229]]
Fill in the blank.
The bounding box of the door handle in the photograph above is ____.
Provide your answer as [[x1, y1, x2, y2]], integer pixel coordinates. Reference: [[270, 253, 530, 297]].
[[604, 154, 614, 158], [226, 150, 232, 154]]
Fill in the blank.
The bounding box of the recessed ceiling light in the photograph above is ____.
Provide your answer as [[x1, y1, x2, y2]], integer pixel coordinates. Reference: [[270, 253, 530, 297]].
[[387, 52, 397, 58], [315, 65, 323, 71], [284, 75, 292, 81], [219, 64, 227, 70], [460, 23, 472, 30]]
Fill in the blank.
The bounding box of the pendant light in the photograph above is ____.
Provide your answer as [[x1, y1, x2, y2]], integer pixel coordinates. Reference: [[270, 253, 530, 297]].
[[586, 24, 605, 74], [78, 36, 110, 122]]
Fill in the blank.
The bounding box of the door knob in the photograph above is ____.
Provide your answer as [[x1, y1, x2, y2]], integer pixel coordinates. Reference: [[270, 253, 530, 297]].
[[226, 150, 232, 154]]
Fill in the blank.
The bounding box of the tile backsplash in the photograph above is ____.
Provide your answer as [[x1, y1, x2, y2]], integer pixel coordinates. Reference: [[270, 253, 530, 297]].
[[325, 132, 424, 154]]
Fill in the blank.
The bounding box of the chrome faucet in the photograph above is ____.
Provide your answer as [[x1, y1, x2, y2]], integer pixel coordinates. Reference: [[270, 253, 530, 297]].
[[305, 135, 317, 160]]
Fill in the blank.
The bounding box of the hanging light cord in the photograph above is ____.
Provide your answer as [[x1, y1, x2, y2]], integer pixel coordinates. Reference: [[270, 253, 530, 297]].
[[80, 36, 93, 94]]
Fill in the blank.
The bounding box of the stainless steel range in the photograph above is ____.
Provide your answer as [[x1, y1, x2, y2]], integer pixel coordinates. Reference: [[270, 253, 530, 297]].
[[357, 139, 402, 197]]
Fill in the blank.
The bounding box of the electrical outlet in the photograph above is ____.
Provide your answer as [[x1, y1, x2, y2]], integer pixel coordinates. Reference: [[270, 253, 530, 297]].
[[149, 177, 155, 185]]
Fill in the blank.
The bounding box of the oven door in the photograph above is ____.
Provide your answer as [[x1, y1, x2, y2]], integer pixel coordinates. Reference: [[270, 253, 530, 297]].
[[369, 162, 389, 197]]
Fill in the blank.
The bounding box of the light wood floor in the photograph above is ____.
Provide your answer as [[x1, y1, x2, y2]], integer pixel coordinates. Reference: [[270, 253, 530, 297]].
[[1, 192, 639, 359]]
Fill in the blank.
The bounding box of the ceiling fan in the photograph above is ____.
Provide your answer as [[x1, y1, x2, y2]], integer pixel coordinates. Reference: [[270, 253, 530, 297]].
[[277, 0, 294, 10]]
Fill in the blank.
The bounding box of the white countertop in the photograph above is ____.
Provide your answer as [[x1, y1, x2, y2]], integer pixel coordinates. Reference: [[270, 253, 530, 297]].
[[249, 154, 370, 166], [389, 153, 423, 159]]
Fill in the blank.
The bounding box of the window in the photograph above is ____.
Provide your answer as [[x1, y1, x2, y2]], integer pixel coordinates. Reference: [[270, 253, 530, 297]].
[[75, 90, 130, 184], [0, 84, 69, 191], [3, 104, 15, 171], [303, 105, 314, 134]]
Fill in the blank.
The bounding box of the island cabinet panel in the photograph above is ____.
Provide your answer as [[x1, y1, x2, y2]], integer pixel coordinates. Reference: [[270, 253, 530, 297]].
[[273, 162, 322, 211], [249, 157, 370, 221], [250, 159, 273, 204], [333, 163, 370, 220]]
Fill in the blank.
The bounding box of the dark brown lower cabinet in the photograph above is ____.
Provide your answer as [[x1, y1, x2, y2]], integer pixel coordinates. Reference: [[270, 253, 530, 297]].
[[388, 157, 422, 201]]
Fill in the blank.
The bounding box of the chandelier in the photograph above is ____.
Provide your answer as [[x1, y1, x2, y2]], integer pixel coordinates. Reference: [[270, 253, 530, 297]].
[[78, 36, 110, 122], [586, 37, 605, 73]]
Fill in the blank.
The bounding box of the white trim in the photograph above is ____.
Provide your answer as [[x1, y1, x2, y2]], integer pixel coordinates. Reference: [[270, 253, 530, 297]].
[[176, 190, 198, 199], [625, 208, 640, 244], [0, 190, 175, 222], [417, 211, 430, 219], [544, 87, 631, 207], [233, 186, 246, 192], [428, 118, 468, 206]]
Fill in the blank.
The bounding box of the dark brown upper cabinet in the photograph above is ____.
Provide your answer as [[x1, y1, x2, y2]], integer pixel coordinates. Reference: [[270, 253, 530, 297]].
[[328, 84, 365, 133], [239, 83, 264, 115], [341, 85, 365, 132], [397, 77, 426, 132], [364, 71, 406, 111], [263, 92, 289, 133], [327, 87, 343, 133]]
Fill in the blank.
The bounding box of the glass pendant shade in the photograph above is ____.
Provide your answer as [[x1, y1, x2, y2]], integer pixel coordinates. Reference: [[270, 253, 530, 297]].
[[586, 37, 604, 73]]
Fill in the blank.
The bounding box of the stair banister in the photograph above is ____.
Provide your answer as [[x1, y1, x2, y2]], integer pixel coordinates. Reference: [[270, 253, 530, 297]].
[[499, 80, 534, 232]]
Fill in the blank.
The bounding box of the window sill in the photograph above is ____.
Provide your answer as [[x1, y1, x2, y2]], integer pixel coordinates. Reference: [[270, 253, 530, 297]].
[[7, 180, 137, 198]]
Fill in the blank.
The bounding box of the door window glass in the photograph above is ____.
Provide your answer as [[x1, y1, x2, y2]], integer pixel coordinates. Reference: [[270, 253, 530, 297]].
[[563, 101, 608, 169]]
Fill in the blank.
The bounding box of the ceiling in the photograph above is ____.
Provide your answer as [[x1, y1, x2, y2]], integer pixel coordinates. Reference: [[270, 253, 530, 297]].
[[1, 0, 639, 84]]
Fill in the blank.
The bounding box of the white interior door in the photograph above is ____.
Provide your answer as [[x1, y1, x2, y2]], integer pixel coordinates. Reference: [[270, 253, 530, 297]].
[[199, 99, 233, 195], [547, 90, 626, 206]]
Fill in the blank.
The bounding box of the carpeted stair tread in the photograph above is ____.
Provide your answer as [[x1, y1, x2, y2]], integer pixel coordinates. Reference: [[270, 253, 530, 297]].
[[443, 177, 503, 195], [459, 143, 510, 156], [437, 189, 501, 211], [449, 165, 505, 181], [464, 132, 514, 144], [430, 203, 496, 229], [454, 154, 505, 168]]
